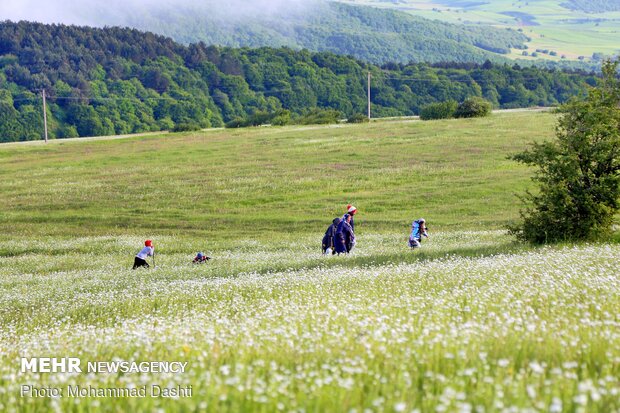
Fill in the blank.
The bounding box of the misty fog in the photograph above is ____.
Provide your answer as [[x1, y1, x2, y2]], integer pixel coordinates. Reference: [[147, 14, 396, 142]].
[[0, 0, 322, 27]]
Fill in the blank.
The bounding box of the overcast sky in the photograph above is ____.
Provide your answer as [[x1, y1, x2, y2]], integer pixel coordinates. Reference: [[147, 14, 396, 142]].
[[0, 0, 319, 26]]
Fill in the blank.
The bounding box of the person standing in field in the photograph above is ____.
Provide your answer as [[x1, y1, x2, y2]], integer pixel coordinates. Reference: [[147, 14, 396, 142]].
[[335, 213, 355, 254], [409, 219, 429, 248], [346, 204, 358, 232], [133, 240, 154, 269]]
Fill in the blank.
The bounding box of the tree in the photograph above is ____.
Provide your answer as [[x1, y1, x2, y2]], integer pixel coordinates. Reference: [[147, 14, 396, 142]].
[[454, 97, 491, 118], [510, 60, 620, 243]]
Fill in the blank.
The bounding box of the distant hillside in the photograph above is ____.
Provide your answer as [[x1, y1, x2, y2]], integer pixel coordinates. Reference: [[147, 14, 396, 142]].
[[561, 0, 620, 13], [343, 0, 620, 64], [0, 21, 598, 142], [0, 0, 528, 65]]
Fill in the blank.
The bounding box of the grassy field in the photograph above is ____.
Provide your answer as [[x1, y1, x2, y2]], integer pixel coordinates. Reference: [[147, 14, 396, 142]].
[[0, 112, 554, 239], [343, 0, 620, 61], [1, 111, 620, 412]]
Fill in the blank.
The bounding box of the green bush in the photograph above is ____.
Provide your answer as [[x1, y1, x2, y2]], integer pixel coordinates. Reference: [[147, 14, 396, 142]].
[[225, 117, 247, 128], [420, 100, 458, 120], [454, 97, 491, 118], [347, 113, 370, 123], [245, 111, 272, 127], [225, 110, 291, 128], [172, 122, 201, 132], [296, 108, 342, 125], [271, 110, 291, 126]]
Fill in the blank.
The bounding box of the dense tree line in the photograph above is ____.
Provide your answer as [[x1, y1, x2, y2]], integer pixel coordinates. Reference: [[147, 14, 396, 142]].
[[0, 21, 601, 142]]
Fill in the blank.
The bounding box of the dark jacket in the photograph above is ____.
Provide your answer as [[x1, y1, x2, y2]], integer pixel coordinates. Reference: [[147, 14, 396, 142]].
[[322, 217, 341, 253], [335, 216, 355, 254]]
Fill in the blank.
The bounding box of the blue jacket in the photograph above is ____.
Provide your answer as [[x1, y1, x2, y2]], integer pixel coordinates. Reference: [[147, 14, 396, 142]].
[[322, 217, 341, 252], [335, 215, 355, 254], [410, 220, 428, 241]]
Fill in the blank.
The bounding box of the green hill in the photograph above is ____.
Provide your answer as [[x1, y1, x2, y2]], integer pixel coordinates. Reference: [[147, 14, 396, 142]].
[[1, 1, 529, 65], [0, 21, 599, 142], [144, 1, 529, 64]]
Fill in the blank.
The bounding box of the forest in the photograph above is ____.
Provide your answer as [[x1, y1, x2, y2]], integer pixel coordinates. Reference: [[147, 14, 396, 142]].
[[0, 21, 600, 142]]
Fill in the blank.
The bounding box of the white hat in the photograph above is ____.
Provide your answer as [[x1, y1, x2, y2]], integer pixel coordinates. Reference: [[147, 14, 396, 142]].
[[347, 205, 357, 213]]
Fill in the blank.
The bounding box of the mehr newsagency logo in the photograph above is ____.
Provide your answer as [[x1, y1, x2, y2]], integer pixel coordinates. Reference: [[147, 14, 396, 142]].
[[20, 357, 192, 398]]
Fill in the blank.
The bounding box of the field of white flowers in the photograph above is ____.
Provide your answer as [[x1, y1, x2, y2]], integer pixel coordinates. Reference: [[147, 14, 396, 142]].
[[1, 230, 619, 412]]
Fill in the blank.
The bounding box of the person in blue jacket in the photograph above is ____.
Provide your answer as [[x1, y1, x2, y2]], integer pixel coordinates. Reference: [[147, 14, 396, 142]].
[[409, 218, 429, 248], [335, 213, 355, 254], [322, 217, 341, 254]]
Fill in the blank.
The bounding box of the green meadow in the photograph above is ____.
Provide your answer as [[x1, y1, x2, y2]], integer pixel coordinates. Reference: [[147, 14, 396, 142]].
[[1, 111, 619, 412], [0, 111, 554, 239], [344, 0, 620, 61]]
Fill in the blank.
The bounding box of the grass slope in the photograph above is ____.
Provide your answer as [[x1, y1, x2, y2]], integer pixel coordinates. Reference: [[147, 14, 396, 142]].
[[0, 111, 554, 239], [1, 112, 619, 412]]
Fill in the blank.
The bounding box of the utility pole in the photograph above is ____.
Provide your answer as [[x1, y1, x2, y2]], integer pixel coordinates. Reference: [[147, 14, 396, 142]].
[[41, 89, 48, 143], [367, 72, 371, 121]]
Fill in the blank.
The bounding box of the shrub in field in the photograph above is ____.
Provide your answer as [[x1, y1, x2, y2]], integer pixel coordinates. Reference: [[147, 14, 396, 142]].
[[246, 111, 273, 126], [296, 108, 342, 125], [454, 97, 492, 118], [225, 117, 246, 128], [510, 59, 620, 243], [270, 110, 291, 126], [225, 110, 291, 128], [172, 122, 201, 132], [420, 100, 458, 120], [346, 113, 370, 123]]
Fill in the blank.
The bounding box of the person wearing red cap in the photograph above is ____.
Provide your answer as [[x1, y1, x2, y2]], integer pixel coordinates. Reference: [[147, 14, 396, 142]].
[[133, 240, 154, 269], [346, 204, 357, 232]]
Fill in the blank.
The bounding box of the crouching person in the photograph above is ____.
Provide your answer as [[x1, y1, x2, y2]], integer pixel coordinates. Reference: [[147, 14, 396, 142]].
[[133, 239, 154, 269], [193, 252, 211, 263]]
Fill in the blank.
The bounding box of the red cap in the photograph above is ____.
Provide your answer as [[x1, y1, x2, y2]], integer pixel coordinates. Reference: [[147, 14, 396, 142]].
[[347, 205, 357, 215], [145, 240, 153, 247]]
